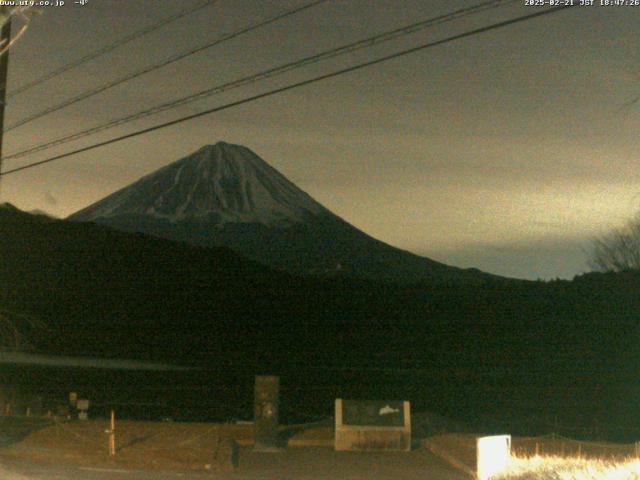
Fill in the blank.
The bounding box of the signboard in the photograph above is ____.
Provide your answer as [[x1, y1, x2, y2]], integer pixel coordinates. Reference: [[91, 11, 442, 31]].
[[335, 399, 411, 451], [477, 435, 511, 480], [254, 375, 281, 451], [342, 400, 406, 427]]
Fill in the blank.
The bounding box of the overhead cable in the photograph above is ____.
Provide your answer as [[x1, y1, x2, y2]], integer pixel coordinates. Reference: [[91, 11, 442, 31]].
[[7, 0, 219, 99], [4, 0, 514, 161], [4, 0, 330, 132], [0, 5, 576, 178]]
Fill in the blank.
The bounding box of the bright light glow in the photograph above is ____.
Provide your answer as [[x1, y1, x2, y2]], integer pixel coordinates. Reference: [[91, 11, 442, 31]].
[[496, 454, 640, 480], [477, 435, 511, 480]]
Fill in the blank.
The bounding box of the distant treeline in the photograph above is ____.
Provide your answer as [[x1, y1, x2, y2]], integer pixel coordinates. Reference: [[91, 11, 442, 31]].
[[1, 205, 639, 439]]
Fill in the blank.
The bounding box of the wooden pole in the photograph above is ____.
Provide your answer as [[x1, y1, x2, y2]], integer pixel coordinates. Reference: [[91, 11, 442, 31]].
[[108, 410, 116, 456], [0, 7, 11, 198]]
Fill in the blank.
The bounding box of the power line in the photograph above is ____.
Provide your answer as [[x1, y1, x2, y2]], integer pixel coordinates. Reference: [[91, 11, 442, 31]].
[[4, 0, 515, 162], [4, 0, 330, 133], [7, 0, 218, 100], [0, 5, 576, 178], [0, 8, 11, 199]]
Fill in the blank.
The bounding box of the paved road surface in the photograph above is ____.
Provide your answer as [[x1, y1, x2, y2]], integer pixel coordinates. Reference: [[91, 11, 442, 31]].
[[2, 447, 466, 479]]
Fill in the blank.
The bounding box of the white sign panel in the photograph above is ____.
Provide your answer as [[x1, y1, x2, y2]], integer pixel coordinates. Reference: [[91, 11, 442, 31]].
[[334, 399, 411, 451], [477, 434, 511, 480]]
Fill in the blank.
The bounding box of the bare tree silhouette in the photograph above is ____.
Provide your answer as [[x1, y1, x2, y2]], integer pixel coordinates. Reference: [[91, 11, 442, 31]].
[[589, 213, 640, 272]]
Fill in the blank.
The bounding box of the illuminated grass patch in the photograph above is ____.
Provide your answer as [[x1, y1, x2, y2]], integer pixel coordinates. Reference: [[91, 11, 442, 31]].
[[495, 454, 640, 480]]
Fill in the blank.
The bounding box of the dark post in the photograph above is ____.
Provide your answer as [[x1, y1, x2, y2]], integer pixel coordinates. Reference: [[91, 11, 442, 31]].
[[0, 7, 11, 197], [254, 375, 281, 451]]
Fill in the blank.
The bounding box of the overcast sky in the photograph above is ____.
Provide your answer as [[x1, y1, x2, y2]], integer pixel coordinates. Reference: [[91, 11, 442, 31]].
[[2, 0, 639, 280]]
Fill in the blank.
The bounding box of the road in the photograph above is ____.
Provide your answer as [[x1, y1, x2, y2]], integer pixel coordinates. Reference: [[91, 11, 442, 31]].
[[2, 447, 467, 479]]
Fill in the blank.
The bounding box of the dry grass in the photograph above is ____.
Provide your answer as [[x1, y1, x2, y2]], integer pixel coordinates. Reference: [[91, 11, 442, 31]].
[[424, 433, 640, 479], [495, 454, 640, 479], [0, 418, 335, 473], [0, 419, 246, 472]]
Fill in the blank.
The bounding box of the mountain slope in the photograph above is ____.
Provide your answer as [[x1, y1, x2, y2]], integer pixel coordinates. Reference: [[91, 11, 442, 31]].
[[3, 204, 639, 438], [69, 142, 495, 284], [0, 203, 294, 359], [71, 142, 328, 226]]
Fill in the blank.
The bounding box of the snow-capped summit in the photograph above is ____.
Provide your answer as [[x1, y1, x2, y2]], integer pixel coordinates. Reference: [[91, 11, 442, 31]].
[[70, 142, 495, 284], [71, 142, 328, 226]]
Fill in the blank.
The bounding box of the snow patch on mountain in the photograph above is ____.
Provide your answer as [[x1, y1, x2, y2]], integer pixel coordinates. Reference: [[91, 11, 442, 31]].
[[70, 142, 329, 226]]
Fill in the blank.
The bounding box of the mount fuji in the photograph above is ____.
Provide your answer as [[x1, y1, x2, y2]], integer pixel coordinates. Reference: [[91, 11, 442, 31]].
[[69, 142, 494, 284]]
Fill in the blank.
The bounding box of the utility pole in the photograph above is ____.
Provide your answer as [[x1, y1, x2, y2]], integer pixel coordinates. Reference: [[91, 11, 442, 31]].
[[0, 6, 11, 199]]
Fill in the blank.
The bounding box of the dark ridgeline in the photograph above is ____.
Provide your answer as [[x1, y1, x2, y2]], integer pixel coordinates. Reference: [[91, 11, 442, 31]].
[[1, 159, 639, 439], [68, 142, 496, 285]]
